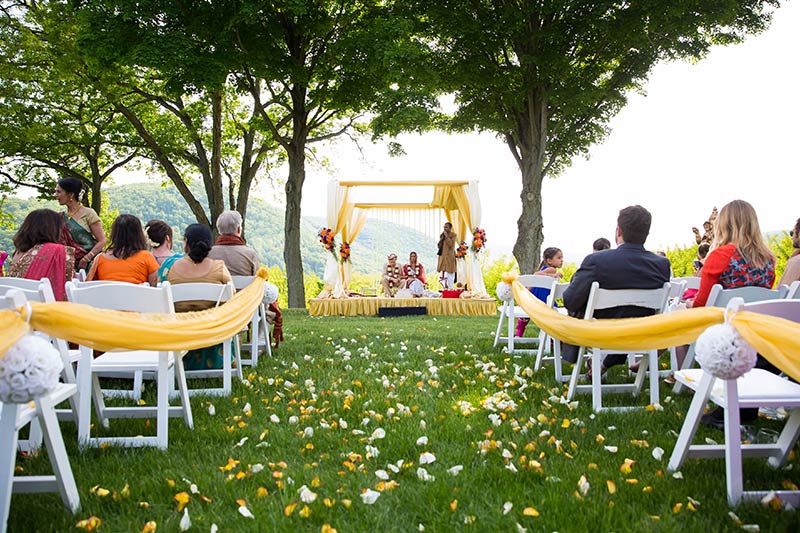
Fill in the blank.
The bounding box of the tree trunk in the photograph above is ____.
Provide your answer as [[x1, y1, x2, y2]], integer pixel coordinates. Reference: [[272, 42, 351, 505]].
[[208, 90, 224, 230], [284, 143, 306, 308], [511, 88, 547, 274]]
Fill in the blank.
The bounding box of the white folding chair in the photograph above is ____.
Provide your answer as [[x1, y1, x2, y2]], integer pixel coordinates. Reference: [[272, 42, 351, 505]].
[[668, 297, 800, 506], [566, 281, 671, 412], [493, 275, 558, 355], [0, 279, 80, 444], [170, 281, 241, 396], [663, 279, 688, 374], [533, 282, 571, 382], [0, 290, 80, 526], [785, 280, 800, 299], [670, 276, 701, 292], [65, 280, 193, 449], [673, 284, 789, 394], [231, 275, 272, 366]]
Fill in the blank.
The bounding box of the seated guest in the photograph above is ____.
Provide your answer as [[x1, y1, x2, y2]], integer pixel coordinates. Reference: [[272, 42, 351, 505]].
[[146, 220, 183, 282], [401, 251, 427, 291], [381, 253, 402, 297], [562, 205, 671, 375], [0, 250, 7, 276], [208, 210, 259, 276], [777, 217, 800, 287], [7, 209, 76, 300], [592, 237, 611, 253], [167, 224, 233, 370], [87, 214, 159, 286]]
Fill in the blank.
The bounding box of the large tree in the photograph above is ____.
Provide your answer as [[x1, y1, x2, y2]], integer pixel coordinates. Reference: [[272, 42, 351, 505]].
[[0, 2, 142, 212], [406, 0, 778, 272]]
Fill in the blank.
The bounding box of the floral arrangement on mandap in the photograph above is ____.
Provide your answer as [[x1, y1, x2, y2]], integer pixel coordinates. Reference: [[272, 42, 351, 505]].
[[318, 227, 337, 257], [455, 241, 468, 258], [339, 241, 351, 263], [470, 227, 487, 253]]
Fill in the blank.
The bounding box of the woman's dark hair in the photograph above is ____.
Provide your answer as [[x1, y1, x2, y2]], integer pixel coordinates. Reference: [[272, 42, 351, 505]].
[[697, 242, 710, 259], [13, 209, 65, 253], [593, 237, 611, 252], [108, 214, 147, 259], [57, 177, 84, 203], [184, 223, 213, 263], [538, 247, 562, 269], [145, 219, 173, 247]]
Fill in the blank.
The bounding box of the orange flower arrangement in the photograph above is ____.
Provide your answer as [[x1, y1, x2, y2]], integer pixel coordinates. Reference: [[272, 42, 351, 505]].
[[470, 227, 487, 253], [339, 241, 351, 263], [318, 227, 337, 256], [455, 241, 468, 258]]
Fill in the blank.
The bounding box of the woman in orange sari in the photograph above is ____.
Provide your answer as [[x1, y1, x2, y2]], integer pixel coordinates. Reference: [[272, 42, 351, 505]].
[[7, 209, 75, 300]]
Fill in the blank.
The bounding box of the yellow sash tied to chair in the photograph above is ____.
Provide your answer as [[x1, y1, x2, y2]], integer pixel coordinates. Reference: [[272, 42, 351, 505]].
[[0, 268, 269, 357], [511, 280, 800, 383]]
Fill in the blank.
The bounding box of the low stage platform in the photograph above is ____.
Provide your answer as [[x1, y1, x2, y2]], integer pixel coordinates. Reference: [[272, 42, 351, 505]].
[[308, 297, 498, 317]]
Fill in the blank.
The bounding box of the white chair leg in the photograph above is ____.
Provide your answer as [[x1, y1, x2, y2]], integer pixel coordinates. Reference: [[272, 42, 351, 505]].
[[507, 307, 516, 354], [724, 380, 744, 506], [259, 304, 270, 360], [222, 341, 232, 395], [233, 337, 243, 381], [156, 353, 169, 450], [769, 408, 800, 468], [633, 354, 649, 397], [35, 394, 80, 513], [648, 351, 660, 407], [566, 348, 585, 401], [592, 350, 603, 412], [0, 403, 20, 529], [76, 347, 93, 448], [553, 339, 564, 383], [173, 353, 193, 429], [23, 418, 43, 454], [673, 344, 697, 395], [533, 330, 546, 372], [90, 375, 109, 430], [668, 372, 714, 471], [132, 371, 143, 402], [493, 302, 506, 347]]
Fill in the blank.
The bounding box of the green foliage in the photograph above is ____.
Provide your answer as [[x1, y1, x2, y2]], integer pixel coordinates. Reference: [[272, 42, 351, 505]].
[[666, 245, 700, 278], [769, 232, 794, 283], [482, 255, 517, 302]]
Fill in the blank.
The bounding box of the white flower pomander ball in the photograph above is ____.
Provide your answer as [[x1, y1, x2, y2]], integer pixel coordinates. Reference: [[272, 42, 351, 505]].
[[0, 333, 64, 404], [694, 323, 757, 380], [496, 282, 513, 302], [263, 282, 280, 304]]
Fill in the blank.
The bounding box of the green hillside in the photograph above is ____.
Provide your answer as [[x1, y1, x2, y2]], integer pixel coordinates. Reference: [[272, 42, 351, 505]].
[[0, 183, 435, 276]]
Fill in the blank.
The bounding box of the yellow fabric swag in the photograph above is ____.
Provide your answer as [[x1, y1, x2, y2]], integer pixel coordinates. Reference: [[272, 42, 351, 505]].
[[511, 280, 800, 383], [0, 269, 268, 357]]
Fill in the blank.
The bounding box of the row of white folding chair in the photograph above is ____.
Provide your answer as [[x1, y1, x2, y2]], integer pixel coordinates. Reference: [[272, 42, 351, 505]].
[[231, 275, 272, 366], [65, 280, 193, 449], [565, 281, 672, 412], [533, 282, 570, 382], [492, 275, 557, 355], [0, 278, 80, 443], [169, 281, 242, 396], [668, 297, 800, 506], [0, 290, 80, 526], [786, 279, 800, 299], [673, 283, 789, 394]]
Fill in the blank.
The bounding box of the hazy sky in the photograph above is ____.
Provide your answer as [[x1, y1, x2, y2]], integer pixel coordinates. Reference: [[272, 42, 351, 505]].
[[292, 2, 799, 266]]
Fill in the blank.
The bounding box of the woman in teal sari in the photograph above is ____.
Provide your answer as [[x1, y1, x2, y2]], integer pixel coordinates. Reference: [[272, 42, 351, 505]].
[[55, 177, 106, 272]]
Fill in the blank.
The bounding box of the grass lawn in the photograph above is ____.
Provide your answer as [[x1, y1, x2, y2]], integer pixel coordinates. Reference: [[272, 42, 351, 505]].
[[8, 310, 800, 532]]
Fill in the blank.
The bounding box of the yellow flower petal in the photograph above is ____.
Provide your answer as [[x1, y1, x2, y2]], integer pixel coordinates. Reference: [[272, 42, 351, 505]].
[[75, 516, 102, 530], [672, 502, 683, 514], [174, 492, 190, 512], [321, 525, 338, 533], [141, 521, 157, 533], [257, 487, 269, 498], [284, 502, 298, 517], [620, 458, 635, 475], [561, 419, 571, 428], [299, 505, 312, 518], [606, 480, 616, 494], [450, 499, 458, 512], [523, 507, 539, 517]]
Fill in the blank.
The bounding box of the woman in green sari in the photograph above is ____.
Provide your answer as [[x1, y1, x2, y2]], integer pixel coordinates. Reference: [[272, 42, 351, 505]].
[[55, 177, 106, 271]]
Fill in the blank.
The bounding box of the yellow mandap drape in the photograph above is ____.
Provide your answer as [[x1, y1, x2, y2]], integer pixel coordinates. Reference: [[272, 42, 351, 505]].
[[1, 269, 268, 358], [511, 280, 800, 383]]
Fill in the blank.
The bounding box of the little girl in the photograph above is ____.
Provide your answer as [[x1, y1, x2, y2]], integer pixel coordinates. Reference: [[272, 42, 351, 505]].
[[516, 247, 563, 337]]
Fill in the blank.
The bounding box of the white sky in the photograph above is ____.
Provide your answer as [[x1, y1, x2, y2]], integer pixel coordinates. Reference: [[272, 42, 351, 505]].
[[293, 2, 800, 266]]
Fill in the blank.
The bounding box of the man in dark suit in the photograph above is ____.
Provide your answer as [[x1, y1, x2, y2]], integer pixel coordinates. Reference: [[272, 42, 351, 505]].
[[562, 205, 671, 370]]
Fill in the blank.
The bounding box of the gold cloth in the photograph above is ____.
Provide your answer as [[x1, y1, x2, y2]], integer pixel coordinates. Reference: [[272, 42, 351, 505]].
[[308, 297, 497, 317], [511, 280, 800, 382]]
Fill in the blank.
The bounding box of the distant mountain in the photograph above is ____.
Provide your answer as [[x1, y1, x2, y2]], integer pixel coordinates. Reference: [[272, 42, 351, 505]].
[[0, 183, 435, 276]]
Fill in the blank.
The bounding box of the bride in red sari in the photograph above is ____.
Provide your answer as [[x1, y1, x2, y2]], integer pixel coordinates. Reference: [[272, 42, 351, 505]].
[[7, 209, 75, 301], [401, 251, 427, 291]]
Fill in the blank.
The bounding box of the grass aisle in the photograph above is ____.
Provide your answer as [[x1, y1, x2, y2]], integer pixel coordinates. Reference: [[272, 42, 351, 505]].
[[9, 310, 800, 531]]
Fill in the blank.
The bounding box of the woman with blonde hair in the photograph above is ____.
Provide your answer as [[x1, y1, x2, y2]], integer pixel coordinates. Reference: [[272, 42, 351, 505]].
[[690, 199, 775, 308], [687, 200, 776, 430]]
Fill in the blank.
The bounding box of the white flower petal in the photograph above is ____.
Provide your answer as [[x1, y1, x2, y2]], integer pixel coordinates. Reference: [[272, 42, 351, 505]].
[[375, 469, 390, 480], [419, 452, 436, 465], [360, 489, 381, 505], [416, 436, 428, 446], [652, 447, 665, 461], [238, 505, 255, 519], [447, 465, 463, 476], [604, 446, 618, 453], [207, 404, 216, 416], [299, 485, 317, 504], [179, 508, 191, 531], [371, 428, 386, 440], [503, 501, 513, 515]]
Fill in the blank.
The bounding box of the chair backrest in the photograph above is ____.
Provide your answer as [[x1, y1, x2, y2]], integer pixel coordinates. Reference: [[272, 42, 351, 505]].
[[786, 280, 800, 300], [66, 280, 174, 313], [584, 281, 671, 319], [0, 277, 56, 303], [0, 288, 28, 312], [231, 275, 256, 291], [728, 296, 800, 323], [706, 284, 788, 308], [671, 276, 701, 291], [170, 281, 235, 308], [516, 275, 558, 307], [553, 282, 570, 301], [668, 279, 687, 300], [69, 279, 145, 288]]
